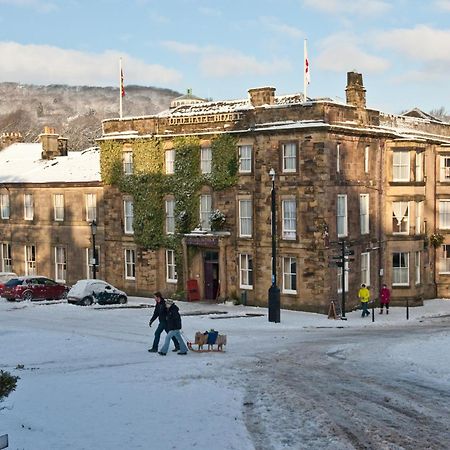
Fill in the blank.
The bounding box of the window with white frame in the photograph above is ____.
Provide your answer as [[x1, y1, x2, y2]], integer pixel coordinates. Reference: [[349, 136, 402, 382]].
[[439, 244, 450, 274], [415, 152, 423, 182], [165, 199, 175, 234], [123, 151, 134, 175], [53, 194, 64, 221], [439, 200, 450, 229], [124, 248, 136, 280], [0, 193, 10, 219], [282, 199, 296, 240], [360, 252, 370, 286], [1, 243, 12, 272], [165, 150, 175, 174], [392, 151, 410, 182], [86, 247, 100, 278], [440, 155, 450, 182], [54, 246, 67, 282], [201, 147, 212, 174], [85, 193, 97, 222], [336, 143, 340, 173], [337, 261, 349, 293], [392, 201, 409, 234], [239, 199, 252, 237], [282, 256, 297, 293], [24, 194, 33, 220], [282, 142, 297, 173], [392, 252, 409, 286], [364, 146, 369, 173], [415, 251, 421, 285], [239, 254, 253, 289], [25, 245, 36, 276], [200, 194, 212, 230], [337, 195, 348, 237], [360, 194, 369, 235], [238, 145, 252, 173], [166, 249, 177, 283], [123, 199, 134, 234], [415, 201, 423, 235]]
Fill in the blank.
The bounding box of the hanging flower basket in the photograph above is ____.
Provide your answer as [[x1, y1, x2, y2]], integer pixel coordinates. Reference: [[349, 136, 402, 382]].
[[210, 209, 226, 231], [429, 233, 445, 248]]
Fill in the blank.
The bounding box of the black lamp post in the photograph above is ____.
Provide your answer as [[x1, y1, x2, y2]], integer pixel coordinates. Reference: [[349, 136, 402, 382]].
[[268, 168, 280, 323], [90, 220, 97, 279]]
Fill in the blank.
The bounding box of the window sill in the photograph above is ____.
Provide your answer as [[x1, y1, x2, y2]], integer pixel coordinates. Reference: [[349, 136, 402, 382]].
[[240, 285, 253, 290]]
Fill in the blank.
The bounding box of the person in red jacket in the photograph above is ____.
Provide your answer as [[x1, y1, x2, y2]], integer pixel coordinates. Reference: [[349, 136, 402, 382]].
[[380, 284, 391, 314]]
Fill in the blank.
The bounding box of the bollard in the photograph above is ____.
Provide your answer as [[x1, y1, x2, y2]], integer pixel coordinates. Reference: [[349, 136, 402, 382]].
[[0, 434, 8, 449], [406, 298, 409, 320], [371, 300, 375, 323]]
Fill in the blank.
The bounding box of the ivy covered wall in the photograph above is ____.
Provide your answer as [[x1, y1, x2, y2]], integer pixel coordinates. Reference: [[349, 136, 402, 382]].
[[99, 134, 238, 292]]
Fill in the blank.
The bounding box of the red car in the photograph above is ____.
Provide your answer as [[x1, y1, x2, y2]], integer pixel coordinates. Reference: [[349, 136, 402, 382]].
[[2, 276, 69, 301]]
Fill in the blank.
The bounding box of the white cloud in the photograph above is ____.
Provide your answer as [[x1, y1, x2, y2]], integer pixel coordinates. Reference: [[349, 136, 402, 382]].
[[302, 0, 391, 16], [376, 25, 450, 63], [435, 0, 450, 11], [316, 33, 389, 73], [160, 40, 206, 55], [259, 16, 303, 39], [0, 42, 182, 86], [198, 7, 222, 17], [199, 52, 291, 77], [0, 0, 56, 12]]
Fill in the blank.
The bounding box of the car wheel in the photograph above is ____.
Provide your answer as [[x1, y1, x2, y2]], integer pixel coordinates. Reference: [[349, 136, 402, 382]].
[[61, 290, 68, 299], [22, 291, 33, 301], [118, 296, 127, 304], [82, 296, 93, 306]]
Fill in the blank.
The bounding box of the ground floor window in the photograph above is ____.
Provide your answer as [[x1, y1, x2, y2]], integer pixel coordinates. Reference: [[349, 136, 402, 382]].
[[55, 246, 67, 282], [392, 252, 409, 286], [282, 257, 297, 294], [239, 254, 253, 289], [415, 251, 421, 285], [166, 249, 177, 283], [439, 244, 450, 274], [337, 261, 349, 293], [25, 245, 36, 276], [124, 248, 136, 280], [1, 243, 12, 272]]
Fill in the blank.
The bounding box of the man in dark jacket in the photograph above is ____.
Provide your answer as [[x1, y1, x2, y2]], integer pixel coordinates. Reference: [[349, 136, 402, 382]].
[[148, 292, 179, 353], [158, 299, 189, 355]]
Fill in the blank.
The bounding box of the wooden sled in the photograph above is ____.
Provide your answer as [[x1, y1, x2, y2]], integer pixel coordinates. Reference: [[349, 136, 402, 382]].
[[187, 331, 227, 352]]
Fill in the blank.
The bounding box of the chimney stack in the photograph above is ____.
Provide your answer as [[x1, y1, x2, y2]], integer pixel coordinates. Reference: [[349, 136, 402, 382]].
[[345, 71, 366, 109], [248, 87, 276, 107], [40, 127, 68, 159], [0, 132, 23, 150]]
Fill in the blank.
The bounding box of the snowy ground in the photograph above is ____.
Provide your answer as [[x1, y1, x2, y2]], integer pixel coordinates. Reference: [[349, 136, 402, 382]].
[[1, 297, 450, 450]]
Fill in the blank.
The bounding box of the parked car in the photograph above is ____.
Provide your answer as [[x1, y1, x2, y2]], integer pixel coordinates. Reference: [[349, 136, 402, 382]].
[[67, 279, 127, 306], [0, 272, 18, 297], [2, 276, 69, 301]]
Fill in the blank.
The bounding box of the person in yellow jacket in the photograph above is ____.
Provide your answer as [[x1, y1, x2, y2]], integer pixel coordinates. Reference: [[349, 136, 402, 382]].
[[358, 283, 371, 317]]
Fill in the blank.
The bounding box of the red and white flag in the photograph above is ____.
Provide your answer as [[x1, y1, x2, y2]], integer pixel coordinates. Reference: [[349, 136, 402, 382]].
[[120, 68, 125, 98], [304, 40, 310, 85]]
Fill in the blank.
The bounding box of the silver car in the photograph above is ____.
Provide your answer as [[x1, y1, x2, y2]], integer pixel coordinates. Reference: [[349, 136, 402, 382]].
[[67, 279, 127, 306]]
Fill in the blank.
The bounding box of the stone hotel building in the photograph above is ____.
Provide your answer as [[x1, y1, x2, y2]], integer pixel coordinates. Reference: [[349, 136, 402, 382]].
[[2, 72, 450, 313]]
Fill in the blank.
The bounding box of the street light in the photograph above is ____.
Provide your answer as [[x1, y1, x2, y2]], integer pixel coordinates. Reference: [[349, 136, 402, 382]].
[[268, 168, 280, 323], [90, 220, 97, 279]]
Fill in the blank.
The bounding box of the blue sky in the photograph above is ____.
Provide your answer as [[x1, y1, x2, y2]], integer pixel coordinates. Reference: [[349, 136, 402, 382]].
[[0, 0, 450, 114]]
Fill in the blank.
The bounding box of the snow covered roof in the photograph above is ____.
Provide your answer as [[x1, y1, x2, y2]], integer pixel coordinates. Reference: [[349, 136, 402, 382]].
[[401, 108, 443, 122], [0, 143, 101, 184]]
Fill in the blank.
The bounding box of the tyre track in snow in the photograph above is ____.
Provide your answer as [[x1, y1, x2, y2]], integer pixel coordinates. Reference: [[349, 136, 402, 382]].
[[240, 324, 450, 450]]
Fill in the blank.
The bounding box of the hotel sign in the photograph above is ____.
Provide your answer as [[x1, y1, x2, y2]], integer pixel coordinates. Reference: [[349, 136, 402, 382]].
[[185, 235, 219, 248]]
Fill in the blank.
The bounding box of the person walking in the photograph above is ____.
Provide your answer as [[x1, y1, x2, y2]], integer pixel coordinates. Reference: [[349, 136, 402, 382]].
[[380, 284, 391, 314], [158, 299, 189, 356], [148, 292, 179, 353], [358, 283, 371, 317]]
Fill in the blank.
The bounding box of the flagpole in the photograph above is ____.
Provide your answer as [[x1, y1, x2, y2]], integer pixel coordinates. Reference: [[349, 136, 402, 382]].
[[304, 39, 308, 101], [119, 58, 123, 119]]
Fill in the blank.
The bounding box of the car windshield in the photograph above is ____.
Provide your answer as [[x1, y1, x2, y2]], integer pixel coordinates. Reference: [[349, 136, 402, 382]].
[[5, 279, 23, 287]]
